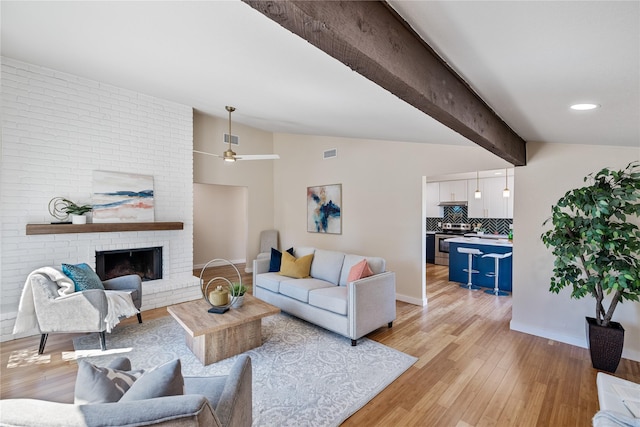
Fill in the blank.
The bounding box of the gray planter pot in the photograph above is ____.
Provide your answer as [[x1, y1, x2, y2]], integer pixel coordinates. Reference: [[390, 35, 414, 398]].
[[231, 295, 245, 308]]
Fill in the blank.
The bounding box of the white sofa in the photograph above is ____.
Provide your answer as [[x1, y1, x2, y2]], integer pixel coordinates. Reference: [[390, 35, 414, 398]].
[[593, 372, 640, 426], [252, 247, 396, 345]]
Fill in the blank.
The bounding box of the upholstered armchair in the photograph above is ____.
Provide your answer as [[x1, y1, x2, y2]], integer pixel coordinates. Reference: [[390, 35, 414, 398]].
[[28, 270, 142, 354], [256, 229, 279, 260]]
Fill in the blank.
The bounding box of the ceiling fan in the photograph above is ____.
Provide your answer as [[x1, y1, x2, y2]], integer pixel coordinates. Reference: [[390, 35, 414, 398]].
[[193, 106, 280, 162]]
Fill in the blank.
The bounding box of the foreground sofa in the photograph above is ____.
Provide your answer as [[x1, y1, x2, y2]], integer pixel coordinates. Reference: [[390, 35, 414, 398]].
[[593, 372, 640, 427], [0, 355, 253, 427], [253, 247, 396, 345]]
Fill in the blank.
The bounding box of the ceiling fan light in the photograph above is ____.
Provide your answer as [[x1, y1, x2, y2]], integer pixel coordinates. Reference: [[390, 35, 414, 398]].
[[223, 148, 237, 162], [570, 103, 599, 111]]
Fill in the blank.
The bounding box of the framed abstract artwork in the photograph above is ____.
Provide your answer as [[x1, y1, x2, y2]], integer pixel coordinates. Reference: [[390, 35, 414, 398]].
[[92, 171, 155, 223], [307, 184, 342, 234]]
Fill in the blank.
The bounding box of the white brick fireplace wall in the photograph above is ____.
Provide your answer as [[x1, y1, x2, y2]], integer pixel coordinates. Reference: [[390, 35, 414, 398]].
[[0, 57, 201, 341]]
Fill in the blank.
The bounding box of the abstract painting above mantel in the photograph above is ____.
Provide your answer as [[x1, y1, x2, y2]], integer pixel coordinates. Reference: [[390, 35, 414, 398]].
[[307, 183, 341, 234], [92, 171, 154, 223]]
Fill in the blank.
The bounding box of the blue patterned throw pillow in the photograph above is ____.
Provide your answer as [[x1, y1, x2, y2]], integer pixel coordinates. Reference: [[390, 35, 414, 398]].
[[62, 263, 104, 292]]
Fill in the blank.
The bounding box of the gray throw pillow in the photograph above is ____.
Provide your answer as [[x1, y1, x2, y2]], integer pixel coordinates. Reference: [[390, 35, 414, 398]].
[[74, 359, 141, 404], [119, 359, 184, 402]]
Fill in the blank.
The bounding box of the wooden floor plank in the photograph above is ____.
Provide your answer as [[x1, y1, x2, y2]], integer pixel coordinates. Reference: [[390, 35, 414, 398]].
[[2, 263, 639, 426]]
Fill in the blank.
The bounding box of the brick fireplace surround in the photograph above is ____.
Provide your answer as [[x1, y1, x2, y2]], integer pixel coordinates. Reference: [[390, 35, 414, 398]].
[[0, 58, 201, 341]]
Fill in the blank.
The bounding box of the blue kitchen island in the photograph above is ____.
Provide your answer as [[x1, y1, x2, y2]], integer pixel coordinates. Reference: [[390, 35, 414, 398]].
[[446, 237, 513, 292]]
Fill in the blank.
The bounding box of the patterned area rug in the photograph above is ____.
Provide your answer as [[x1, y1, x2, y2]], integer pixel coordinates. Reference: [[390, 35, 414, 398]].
[[73, 313, 416, 427]]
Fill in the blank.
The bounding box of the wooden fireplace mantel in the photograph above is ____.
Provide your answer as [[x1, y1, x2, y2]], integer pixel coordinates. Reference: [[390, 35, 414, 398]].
[[26, 222, 184, 235]]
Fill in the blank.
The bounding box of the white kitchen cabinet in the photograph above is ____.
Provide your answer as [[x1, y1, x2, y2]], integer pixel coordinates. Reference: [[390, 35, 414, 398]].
[[485, 177, 508, 218], [425, 182, 443, 217], [467, 176, 513, 219], [439, 180, 467, 202]]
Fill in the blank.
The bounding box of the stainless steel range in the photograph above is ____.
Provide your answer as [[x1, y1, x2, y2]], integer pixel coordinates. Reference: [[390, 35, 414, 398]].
[[434, 223, 472, 266]]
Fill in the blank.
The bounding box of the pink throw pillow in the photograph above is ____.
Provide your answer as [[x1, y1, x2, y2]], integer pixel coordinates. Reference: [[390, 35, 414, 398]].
[[347, 259, 373, 282]]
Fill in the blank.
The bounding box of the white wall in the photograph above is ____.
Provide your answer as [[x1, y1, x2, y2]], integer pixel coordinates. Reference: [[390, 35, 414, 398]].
[[0, 58, 199, 340], [512, 141, 640, 361], [272, 133, 510, 304], [193, 111, 275, 268], [193, 183, 247, 267]]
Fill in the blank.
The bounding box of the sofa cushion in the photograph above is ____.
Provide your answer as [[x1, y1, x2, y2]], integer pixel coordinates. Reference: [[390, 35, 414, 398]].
[[308, 286, 348, 315], [62, 263, 105, 292], [279, 278, 334, 303], [339, 254, 386, 286], [309, 249, 345, 285], [279, 252, 314, 279], [255, 272, 296, 293], [347, 259, 373, 282], [293, 247, 315, 258], [119, 359, 184, 402], [268, 247, 294, 272], [74, 359, 142, 404]]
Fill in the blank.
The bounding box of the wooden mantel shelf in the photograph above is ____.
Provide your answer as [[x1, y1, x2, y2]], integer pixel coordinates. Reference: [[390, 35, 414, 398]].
[[26, 222, 184, 235]]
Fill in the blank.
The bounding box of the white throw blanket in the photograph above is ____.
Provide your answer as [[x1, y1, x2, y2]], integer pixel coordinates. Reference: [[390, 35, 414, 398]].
[[104, 291, 138, 332], [13, 267, 138, 335], [593, 410, 640, 427]]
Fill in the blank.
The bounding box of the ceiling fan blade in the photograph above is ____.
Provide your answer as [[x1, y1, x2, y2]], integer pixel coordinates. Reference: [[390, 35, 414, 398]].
[[235, 154, 280, 161], [193, 150, 221, 158], [196, 108, 279, 162]]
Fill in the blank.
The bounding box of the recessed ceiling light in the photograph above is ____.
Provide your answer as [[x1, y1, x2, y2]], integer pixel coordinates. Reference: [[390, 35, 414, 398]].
[[570, 103, 600, 111]]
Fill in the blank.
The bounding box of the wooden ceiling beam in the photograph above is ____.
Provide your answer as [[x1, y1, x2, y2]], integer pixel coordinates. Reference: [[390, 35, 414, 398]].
[[242, 0, 527, 166]]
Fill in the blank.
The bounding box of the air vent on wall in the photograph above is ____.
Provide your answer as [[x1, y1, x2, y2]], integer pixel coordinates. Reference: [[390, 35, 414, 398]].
[[323, 148, 337, 159], [223, 133, 239, 146]]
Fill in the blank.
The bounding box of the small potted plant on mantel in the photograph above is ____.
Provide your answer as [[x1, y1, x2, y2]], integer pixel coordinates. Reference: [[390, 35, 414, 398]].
[[541, 161, 640, 372], [62, 198, 93, 224]]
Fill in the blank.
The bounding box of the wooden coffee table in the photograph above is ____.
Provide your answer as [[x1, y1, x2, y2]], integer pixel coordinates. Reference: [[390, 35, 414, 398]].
[[167, 294, 280, 365]]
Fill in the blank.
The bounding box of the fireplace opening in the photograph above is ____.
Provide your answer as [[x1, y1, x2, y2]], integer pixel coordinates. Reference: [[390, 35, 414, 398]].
[[96, 247, 162, 281]]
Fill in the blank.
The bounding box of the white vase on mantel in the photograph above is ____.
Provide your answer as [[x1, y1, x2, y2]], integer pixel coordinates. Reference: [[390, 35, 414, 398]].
[[71, 214, 87, 225]]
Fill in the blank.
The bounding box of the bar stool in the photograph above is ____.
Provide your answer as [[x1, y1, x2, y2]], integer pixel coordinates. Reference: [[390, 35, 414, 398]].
[[482, 252, 512, 296], [457, 247, 483, 290]]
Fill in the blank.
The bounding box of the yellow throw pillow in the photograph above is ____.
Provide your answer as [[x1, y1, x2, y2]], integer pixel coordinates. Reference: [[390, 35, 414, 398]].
[[279, 251, 314, 279]]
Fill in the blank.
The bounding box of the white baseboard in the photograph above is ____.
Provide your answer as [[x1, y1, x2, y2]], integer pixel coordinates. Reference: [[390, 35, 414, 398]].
[[396, 293, 427, 306], [510, 320, 640, 362], [509, 320, 587, 349], [193, 258, 246, 270]]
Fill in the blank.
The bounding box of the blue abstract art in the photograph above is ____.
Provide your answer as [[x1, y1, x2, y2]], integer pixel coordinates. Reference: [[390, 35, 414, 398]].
[[92, 171, 154, 223], [307, 184, 341, 234]]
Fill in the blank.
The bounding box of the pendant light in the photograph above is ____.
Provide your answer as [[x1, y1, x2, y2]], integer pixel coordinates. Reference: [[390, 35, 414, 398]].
[[474, 171, 482, 199], [503, 168, 510, 198]]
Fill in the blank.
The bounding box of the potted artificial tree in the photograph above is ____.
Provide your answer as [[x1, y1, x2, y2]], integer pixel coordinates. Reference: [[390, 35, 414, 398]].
[[62, 198, 93, 224], [541, 161, 640, 372]]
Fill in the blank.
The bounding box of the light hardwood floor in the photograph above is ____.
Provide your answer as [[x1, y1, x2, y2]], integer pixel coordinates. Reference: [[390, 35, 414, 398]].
[[2, 264, 639, 426]]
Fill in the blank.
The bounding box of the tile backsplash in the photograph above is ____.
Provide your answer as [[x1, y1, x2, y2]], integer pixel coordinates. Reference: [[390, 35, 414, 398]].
[[426, 206, 513, 235]]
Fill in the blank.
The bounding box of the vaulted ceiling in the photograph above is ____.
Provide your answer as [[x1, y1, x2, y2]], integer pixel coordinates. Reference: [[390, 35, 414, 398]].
[[2, 1, 638, 163]]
